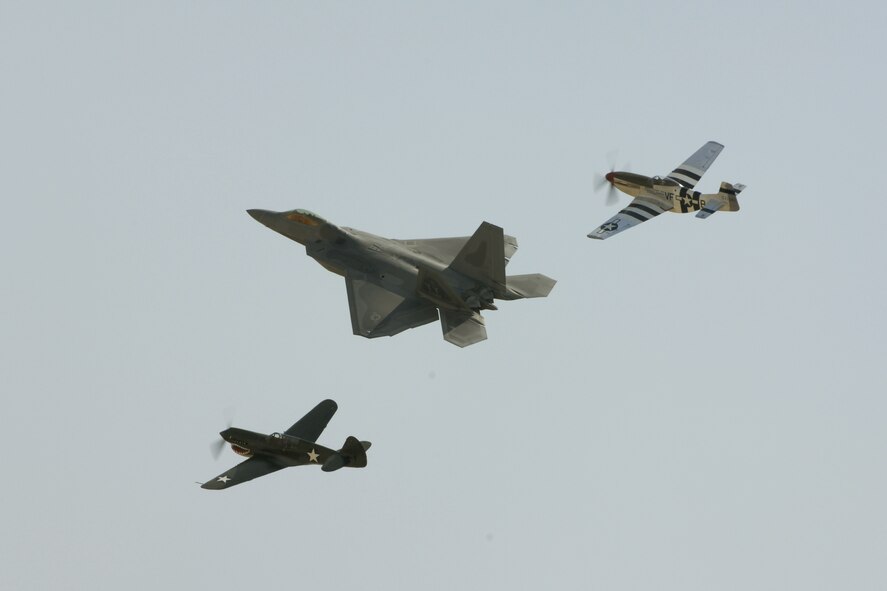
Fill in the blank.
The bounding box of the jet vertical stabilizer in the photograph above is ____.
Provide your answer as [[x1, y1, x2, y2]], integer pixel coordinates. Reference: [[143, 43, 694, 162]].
[[448, 222, 506, 290]]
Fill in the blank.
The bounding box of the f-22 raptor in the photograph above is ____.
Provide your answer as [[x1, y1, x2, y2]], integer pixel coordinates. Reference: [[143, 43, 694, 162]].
[[202, 399, 369, 490], [248, 209, 556, 347]]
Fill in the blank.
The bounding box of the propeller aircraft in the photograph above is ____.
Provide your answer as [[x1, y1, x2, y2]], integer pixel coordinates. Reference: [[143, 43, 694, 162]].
[[588, 141, 746, 240], [201, 399, 370, 490]]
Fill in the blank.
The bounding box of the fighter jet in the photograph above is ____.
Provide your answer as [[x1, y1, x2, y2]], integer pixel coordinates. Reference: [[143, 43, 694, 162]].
[[247, 209, 556, 347], [588, 141, 746, 240], [201, 399, 369, 490]]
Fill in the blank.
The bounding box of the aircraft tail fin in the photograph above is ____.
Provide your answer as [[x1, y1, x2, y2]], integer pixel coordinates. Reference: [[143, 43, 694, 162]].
[[696, 182, 745, 219], [447, 222, 506, 290], [321, 436, 369, 472]]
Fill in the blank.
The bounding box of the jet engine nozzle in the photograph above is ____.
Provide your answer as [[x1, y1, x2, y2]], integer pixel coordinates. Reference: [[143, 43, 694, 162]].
[[464, 288, 497, 311]]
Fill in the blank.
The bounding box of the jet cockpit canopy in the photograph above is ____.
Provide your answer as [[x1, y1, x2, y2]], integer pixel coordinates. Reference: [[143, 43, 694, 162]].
[[285, 209, 328, 226]]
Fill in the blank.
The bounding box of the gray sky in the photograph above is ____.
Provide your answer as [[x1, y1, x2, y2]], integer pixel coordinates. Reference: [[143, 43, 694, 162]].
[[2, 2, 886, 589]]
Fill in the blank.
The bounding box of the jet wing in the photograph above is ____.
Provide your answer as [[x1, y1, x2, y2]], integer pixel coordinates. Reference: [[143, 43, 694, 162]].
[[346, 272, 439, 338], [587, 197, 669, 240], [201, 456, 285, 490], [666, 141, 724, 189], [396, 235, 518, 266], [285, 399, 338, 441]]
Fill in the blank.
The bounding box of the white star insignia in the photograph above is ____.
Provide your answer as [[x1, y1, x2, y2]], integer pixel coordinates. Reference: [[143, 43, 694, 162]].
[[217, 475, 231, 483], [307, 449, 319, 463]]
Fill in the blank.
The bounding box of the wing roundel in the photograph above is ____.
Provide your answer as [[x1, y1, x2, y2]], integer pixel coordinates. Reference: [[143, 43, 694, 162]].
[[201, 456, 285, 490], [588, 197, 669, 240]]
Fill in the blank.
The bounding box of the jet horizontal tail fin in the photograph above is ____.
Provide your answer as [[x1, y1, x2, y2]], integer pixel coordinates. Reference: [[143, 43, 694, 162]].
[[447, 222, 506, 289], [503, 274, 556, 299], [440, 309, 487, 348]]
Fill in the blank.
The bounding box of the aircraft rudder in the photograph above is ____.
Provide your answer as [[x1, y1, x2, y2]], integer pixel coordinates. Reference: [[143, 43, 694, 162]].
[[448, 221, 506, 289], [322, 435, 369, 471], [697, 181, 746, 218], [718, 181, 745, 212]]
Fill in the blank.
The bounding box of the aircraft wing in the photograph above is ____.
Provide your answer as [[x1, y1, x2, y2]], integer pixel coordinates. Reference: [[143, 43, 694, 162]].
[[201, 456, 285, 490], [396, 235, 518, 266], [587, 197, 670, 240], [285, 399, 338, 441], [346, 272, 439, 338], [666, 141, 724, 189]]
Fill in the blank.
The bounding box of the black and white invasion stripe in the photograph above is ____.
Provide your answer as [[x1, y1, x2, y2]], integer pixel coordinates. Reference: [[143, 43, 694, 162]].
[[618, 201, 663, 223], [666, 167, 702, 189]]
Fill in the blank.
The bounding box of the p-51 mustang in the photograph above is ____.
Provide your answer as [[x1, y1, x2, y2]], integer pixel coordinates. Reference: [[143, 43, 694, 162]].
[[588, 141, 746, 240], [201, 399, 370, 490], [248, 209, 556, 347]]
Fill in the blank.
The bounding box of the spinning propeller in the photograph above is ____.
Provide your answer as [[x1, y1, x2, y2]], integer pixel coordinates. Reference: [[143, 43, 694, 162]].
[[594, 152, 628, 206], [209, 407, 235, 460], [594, 170, 618, 206]]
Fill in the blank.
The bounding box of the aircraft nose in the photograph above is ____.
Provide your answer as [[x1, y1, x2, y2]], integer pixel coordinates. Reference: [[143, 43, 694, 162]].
[[247, 208, 319, 245], [247, 209, 277, 225]]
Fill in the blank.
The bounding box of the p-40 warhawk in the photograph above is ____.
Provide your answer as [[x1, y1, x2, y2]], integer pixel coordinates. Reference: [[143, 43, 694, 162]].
[[588, 141, 746, 240], [248, 209, 556, 347], [201, 399, 369, 490]]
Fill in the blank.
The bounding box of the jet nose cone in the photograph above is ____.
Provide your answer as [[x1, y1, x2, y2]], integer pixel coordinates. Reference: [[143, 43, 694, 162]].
[[247, 209, 276, 225], [605, 172, 615, 183]]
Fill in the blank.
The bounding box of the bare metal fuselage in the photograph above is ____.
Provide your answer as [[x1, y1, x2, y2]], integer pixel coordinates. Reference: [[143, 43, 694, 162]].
[[609, 172, 713, 214]]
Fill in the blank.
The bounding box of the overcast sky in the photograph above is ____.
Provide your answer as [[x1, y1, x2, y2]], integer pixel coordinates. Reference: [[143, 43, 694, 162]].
[[2, 2, 886, 590]]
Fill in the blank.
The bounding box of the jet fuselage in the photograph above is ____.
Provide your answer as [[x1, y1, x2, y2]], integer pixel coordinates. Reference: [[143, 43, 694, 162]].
[[249, 209, 503, 308], [313, 226, 490, 303], [247, 208, 556, 346]]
